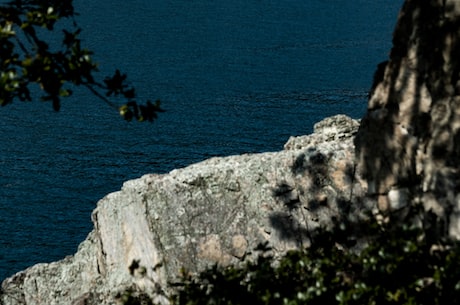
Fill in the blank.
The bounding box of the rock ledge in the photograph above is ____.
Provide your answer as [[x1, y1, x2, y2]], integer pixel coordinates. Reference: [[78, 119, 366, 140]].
[[1, 114, 367, 305]]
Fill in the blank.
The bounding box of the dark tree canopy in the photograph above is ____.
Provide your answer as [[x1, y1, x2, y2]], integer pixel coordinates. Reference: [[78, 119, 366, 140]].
[[0, 0, 163, 121]]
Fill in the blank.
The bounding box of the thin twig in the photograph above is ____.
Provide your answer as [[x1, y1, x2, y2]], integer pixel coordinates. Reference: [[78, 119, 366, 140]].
[[83, 83, 118, 110]]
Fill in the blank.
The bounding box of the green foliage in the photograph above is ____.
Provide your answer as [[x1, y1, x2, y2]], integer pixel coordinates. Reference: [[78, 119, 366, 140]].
[[117, 288, 154, 305], [0, 0, 163, 121], [169, 210, 460, 305]]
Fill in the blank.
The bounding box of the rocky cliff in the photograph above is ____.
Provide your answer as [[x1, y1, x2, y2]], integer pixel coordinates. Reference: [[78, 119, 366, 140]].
[[355, 0, 460, 238], [4, 0, 460, 303], [1, 115, 368, 305]]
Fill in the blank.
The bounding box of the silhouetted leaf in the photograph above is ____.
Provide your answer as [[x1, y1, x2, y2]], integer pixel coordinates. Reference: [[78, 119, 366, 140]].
[[0, 1, 162, 122]]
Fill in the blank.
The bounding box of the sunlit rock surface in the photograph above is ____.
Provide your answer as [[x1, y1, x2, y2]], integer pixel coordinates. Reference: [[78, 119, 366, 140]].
[[7, 0, 460, 302], [1, 114, 367, 305]]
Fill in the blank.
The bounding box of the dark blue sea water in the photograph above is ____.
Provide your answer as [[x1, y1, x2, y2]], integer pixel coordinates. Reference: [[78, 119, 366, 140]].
[[0, 0, 402, 280]]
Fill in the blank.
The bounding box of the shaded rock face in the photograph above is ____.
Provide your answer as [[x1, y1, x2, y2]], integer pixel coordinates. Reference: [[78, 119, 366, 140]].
[[8, 0, 460, 302], [355, 0, 460, 237], [1, 114, 368, 304]]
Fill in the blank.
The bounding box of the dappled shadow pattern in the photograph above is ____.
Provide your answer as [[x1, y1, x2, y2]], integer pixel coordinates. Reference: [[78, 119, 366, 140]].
[[268, 0, 460, 246], [355, 0, 460, 239], [269, 143, 368, 248], [268, 212, 311, 247]]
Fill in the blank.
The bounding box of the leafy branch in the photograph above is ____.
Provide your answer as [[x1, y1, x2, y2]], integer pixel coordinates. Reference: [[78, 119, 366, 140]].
[[0, 0, 163, 121]]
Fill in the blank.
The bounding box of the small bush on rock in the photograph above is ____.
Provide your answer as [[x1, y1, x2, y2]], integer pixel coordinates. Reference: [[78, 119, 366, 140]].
[[169, 208, 460, 305]]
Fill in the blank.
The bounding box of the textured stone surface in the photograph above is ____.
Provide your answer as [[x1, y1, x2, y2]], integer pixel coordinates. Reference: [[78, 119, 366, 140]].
[[285, 114, 360, 150], [1, 114, 367, 304], [355, 0, 460, 238], [7, 0, 460, 302]]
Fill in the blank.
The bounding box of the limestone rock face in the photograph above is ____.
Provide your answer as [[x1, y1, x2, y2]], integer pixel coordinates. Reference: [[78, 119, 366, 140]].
[[355, 0, 460, 238], [5, 0, 460, 302], [1, 115, 367, 305]]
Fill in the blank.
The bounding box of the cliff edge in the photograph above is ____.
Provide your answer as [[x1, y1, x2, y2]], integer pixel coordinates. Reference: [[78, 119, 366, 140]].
[[5, 0, 460, 303], [1, 114, 367, 305]]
